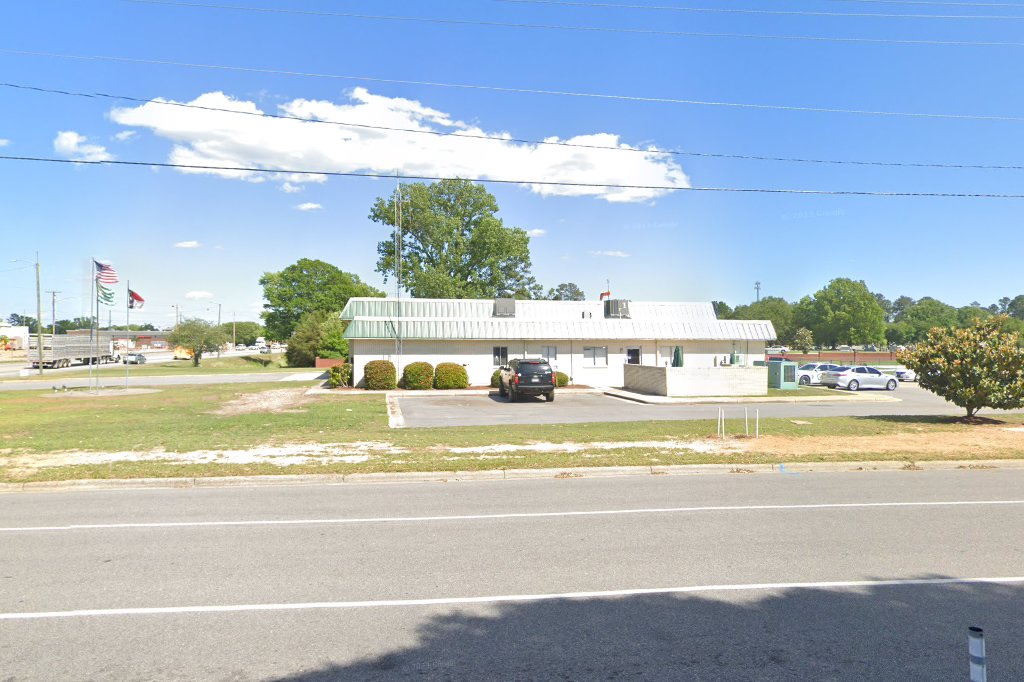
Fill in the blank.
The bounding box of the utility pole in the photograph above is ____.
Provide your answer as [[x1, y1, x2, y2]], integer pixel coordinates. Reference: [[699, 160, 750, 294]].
[[35, 252, 43, 376], [755, 281, 762, 302], [232, 311, 236, 348], [46, 290, 61, 336]]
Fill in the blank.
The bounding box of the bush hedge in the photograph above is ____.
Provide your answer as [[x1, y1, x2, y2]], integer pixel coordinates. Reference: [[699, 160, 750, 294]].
[[327, 363, 352, 388], [490, 369, 502, 388], [364, 360, 397, 390], [555, 371, 570, 387], [402, 361, 435, 390], [434, 362, 469, 389]]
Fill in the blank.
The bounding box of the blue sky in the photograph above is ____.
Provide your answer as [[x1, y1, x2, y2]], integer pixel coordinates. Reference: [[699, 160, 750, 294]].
[[2, 0, 1022, 328]]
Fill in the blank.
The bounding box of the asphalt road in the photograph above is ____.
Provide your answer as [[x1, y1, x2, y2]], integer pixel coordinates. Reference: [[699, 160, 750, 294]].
[[397, 382, 1010, 428], [2, 470, 1024, 680]]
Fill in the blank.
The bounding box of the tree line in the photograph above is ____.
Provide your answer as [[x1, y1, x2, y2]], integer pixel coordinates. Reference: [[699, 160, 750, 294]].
[[714, 279, 1023, 349]]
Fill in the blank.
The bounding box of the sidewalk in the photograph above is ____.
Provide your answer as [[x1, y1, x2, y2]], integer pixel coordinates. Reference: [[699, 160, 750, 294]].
[[603, 388, 901, 405]]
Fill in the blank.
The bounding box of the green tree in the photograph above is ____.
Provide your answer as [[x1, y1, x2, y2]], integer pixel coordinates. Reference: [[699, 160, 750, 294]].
[[546, 283, 586, 301], [284, 311, 349, 367], [371, 179, 543, 299], [895, 297, 958, 342], [1005, 294, 1024, 320], [7, 314, 39, 333], [898, 316, 1024, 418], [220, 321, 264, 346], [167, 318, 227, 367], [957, 305, 992, 328], [891, 296, 915, 320], [873, 292, 894, 322], [711, 301, 733, 319], [54, 317, 95, 334], [793, 327, 815, 353], [732, 296, 795, 344], [794, 278, 886, 348], [260, 258, 382, 341]]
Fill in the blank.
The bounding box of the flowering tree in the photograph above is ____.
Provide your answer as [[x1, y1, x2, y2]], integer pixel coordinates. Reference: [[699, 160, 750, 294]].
[[897, 316, 1024, 418]]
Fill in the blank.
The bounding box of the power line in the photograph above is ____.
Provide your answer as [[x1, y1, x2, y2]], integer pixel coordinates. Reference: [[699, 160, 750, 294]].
[[486, 0, 1024, 18], [126, 0, 1024, 21], [828, 0, 1024, 7], [4, 153, 1024, 198], [4, 50, 1023, 121], [6, 81, 1024, 171]]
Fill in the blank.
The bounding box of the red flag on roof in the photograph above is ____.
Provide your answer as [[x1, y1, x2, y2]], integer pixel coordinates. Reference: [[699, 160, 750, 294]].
[[599, 291, 611, 301]]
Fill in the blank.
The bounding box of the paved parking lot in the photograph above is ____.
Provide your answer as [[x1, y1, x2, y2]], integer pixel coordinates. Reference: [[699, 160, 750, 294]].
[[395, 383, 1009, 428]]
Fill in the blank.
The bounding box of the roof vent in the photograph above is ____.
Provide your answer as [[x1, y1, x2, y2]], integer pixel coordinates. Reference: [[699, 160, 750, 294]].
[[493, 297, 516, 318], [603, 299, 631, 319]]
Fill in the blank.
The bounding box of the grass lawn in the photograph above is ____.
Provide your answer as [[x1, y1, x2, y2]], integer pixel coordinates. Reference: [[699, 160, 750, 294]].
[[0, 354, 300, 380], [2, 382, 1023, 482]]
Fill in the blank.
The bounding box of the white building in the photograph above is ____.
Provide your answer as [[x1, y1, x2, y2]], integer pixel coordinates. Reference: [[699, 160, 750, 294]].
[[341, 297, 777, 393]]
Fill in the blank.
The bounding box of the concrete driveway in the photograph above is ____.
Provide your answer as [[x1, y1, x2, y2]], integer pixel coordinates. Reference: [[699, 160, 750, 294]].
[[395, 383, 1010, 428]]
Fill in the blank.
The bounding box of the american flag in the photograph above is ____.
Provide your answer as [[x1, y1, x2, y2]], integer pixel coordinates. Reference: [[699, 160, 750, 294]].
[[94, 260, 119, 284]]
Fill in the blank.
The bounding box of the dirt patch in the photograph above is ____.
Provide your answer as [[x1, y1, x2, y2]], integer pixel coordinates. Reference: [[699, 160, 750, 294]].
[[447, 439, 747, 455], [211, 388, 312, 415], [41, 388, 161, 398], [753, 426, 1024, 460]]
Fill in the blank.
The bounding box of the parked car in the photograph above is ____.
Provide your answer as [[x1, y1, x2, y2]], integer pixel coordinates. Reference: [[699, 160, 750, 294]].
[[235, 344, 246, 351], [765, 346, 789, 354], [895, 367, 917, 382], [499, 358, 556, 402], [837, 345, 854, 352], [796, 363, 840, 386], [122, 353, 147, 365], [819, 366, 898, 391]]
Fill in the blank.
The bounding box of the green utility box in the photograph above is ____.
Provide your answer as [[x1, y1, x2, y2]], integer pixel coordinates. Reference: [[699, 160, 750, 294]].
[[768, 361, 799, 390]]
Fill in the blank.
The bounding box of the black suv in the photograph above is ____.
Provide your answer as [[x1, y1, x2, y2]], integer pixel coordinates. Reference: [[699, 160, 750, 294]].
[[499, 359, 556, 402]]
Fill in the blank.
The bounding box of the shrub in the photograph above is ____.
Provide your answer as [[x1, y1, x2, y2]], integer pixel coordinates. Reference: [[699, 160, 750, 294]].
[[364, 360, 397, 390], [327, 363, 352, 388], [555, 371, 570, 387], [402, 362, 434, 390], [434, 362, 469, 390], [490, 369, 501, 388], [898, 315, 1024, 418]]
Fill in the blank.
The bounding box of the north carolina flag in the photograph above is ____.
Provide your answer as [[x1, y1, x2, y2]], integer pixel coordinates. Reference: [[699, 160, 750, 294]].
[[128, 289, 145, 310]]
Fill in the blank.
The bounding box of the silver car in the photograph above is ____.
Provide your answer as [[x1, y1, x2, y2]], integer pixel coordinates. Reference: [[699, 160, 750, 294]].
[[819, 366, 898, 391]]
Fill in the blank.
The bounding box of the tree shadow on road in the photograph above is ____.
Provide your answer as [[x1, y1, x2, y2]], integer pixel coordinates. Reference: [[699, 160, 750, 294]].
[[269, 578, 1024, 681], [854, 414, 1011, 426]]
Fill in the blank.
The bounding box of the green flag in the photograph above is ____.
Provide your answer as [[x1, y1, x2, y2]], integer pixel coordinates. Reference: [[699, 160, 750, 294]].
[[97, 281, 116, 307]]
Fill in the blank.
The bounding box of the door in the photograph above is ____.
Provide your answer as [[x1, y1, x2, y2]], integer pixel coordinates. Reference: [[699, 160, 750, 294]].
[[625, 348, 641, 365]]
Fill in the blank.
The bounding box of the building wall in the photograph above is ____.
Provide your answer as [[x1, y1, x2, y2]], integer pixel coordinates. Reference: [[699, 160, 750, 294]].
[[624, 364, 769, 397], [350, 339, 767, 388]]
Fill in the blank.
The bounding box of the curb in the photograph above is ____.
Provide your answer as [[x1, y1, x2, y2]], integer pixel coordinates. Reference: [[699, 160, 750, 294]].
[[2, 459, 1021, 493], [603, 389, 900, 405]]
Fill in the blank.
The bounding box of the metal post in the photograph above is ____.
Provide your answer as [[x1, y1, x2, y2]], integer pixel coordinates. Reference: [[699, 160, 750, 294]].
[[34, 253, 43, 375], [968, 627, 986, 682], [47, 290, 60, 336]]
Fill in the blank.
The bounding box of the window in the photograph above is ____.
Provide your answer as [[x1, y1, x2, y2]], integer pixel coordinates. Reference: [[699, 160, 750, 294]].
[[493, 346, 508, 366], [625, 348, 641, 365], [583, 346, 608, 367], [541, 345, 557, 362]]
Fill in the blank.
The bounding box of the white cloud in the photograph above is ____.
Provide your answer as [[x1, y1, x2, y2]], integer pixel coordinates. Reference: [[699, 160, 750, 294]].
[[185, 291, 214, 300], [114, 130, 137, 142], [109, 88, 689, 203], [526, 229, 547, 238], [174, 240, 200, 248], [589, 250, 630, 258], [281, 181, 303, 193], [295, 202, 322, 211], [0, 138, 9, 147], [53, 131, 113, 162]]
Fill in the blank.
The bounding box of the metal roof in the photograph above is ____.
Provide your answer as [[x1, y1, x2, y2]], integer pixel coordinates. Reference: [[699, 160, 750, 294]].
[[341, 298, 776, 341]]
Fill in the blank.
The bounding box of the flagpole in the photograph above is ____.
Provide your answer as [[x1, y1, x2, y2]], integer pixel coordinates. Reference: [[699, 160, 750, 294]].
[[125, 279, 130, 391]]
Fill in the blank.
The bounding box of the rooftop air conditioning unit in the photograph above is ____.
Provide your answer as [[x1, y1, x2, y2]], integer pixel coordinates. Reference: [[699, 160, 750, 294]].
[[493, 297, 516, 318], [604, 299, 631, 319]]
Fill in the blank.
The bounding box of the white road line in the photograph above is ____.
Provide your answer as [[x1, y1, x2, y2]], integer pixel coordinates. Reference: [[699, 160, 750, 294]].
[[3, 576, 1024, 621], [2, 499, 1023, 533]]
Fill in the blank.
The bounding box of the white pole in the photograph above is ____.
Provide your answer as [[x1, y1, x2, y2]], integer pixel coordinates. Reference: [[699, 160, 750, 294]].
[[722, 409, 726, 439], [968, 627, 986, 682]]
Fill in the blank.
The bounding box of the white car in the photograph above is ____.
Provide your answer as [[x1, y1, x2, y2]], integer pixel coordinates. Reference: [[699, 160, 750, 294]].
[[796, 363, 841, 386], [820, 366, 898, 391], [895, 367, 917, 382], [765, 346, 789, 354]]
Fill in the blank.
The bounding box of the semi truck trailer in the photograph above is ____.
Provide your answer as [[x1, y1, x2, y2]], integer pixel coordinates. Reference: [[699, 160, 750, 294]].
[[27, 334, 120, 369]]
